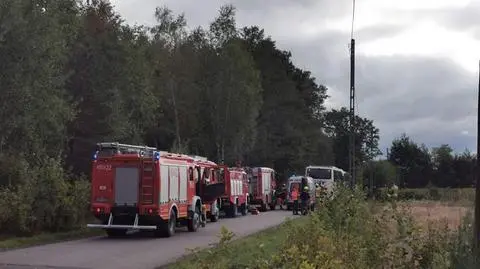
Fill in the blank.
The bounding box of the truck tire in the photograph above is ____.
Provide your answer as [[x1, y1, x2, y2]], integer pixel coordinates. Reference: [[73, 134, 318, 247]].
[[260, 202, 268, 212], [240, 203, 247, 216], [155, 210, 176, 238], [228, 204, 238, 218], [187, 206, 201, 232], [106, 229, 127, 237], [210, 210, 219, 222], [269, 203, 276, 210], [210, 200, 220, 222]]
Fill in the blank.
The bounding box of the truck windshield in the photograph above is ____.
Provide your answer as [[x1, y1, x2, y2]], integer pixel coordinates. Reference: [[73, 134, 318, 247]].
[[306, 168, 332, 180]]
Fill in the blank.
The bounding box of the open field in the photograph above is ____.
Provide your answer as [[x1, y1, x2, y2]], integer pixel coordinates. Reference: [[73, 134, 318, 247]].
[[399, 201, 471, 230]]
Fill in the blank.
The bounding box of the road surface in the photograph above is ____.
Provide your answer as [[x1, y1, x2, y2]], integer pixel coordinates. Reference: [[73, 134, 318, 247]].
[[0, 210, 294, 269]]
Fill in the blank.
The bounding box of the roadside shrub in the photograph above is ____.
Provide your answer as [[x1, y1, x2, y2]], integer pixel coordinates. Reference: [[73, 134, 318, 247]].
[[182, 184, 475, 269], [0, 157, 90, 236]]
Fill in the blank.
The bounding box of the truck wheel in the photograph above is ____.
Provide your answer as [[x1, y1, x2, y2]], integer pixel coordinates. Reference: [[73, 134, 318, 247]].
[[106, 229, 127, 237], [240, 203, 247, 216], [155, 210, 176, 238], [269, 203, 276, 210], [229, 204, 238, 218], [210, 210, 219, 222], [260, 203, 267, 212], [188, 206, 201, 232]]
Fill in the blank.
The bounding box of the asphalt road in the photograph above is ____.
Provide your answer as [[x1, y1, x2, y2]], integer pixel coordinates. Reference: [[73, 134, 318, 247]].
[[0, 210, 295, 269]]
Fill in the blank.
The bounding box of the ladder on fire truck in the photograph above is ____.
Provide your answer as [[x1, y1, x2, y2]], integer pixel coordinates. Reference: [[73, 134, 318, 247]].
[[97, 142, 158, 156], [97, 142, 159, 204]]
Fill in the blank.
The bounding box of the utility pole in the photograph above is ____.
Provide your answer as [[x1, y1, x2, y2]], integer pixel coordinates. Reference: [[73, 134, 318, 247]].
[[474, 60, 480, 260], [348, 38, 356, 188]]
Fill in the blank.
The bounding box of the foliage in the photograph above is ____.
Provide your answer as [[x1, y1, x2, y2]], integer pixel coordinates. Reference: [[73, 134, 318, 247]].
[[387, 134, 475, 189], [0, 0, 474, 241], [169, 186, 475, 269], [324, 107, 382, 171]]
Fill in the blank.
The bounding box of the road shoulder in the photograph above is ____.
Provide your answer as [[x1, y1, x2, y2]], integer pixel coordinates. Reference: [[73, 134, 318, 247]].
[[0, 229, 103, 252], [160, 216, 305, 269]]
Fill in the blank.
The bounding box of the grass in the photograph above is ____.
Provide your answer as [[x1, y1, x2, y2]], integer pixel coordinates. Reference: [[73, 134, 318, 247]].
[[378, 187, 475, 206], [0, 228, 104, 251], [399, 200, 471, 230], [163, 186, 476, 269], [160, 217, 308, 269]]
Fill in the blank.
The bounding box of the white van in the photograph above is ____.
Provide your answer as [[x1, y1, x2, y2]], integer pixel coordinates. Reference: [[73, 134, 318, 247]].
[[286, 176, 316, 211]]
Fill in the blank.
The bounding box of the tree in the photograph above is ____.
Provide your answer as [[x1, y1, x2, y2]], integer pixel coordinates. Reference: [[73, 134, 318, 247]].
[[198, 6, 263, 163], [240, 26, 333, 177], [323, 107, 381, 171], [431, 144, 455, 187], [388, 134, 432, 188], [451, 149, 475, 188], [362, 160, 397, 188], [0, 0, 75, 167], [65, 0, 133, 173]]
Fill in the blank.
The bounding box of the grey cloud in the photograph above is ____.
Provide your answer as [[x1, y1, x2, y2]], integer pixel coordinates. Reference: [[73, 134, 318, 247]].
[[430, 1, 480, 32], [388, 1, 480, 38], [356, 24, 407, 42], [111, 1, 477, 152], [110, 0, 354, 36], [283, 31, 477, 152]]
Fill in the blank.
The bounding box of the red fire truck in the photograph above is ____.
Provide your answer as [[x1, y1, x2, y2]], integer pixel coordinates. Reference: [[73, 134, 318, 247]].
[[247, 167, 276, 211], [216, 166, 249, 217], [87, 142, 224, 238], [189, 155, 222, 223]]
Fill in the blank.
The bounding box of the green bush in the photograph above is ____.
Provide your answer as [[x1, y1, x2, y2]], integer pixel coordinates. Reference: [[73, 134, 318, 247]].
[[182, 184, 475, 269], [0, 157, 90, 236]]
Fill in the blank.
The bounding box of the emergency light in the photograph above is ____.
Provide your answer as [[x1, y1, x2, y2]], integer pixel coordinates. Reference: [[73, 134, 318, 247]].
[[153, 151, 160, 161], [92, 150, 99, 160]]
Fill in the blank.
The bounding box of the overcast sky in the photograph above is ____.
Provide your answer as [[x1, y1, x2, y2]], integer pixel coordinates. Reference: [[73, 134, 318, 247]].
[[110, 0, 480, 154]]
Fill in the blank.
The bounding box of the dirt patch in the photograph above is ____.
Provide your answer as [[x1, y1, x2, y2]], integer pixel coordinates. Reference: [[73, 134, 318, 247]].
[[401, 201, 471, 230]]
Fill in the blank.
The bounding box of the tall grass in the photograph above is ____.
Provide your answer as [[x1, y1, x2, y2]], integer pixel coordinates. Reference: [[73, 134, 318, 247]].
[[180, 185, 475, 269], [375, 187, 475, 205]]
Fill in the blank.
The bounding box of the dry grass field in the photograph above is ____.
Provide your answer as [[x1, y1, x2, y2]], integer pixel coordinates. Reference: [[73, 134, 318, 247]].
[[399, 201, 472, 230]]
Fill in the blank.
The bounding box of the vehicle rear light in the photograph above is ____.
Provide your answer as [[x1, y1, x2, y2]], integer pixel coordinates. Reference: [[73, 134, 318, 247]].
[[144, 208, 157, 215], [94, 207, 104, 214]]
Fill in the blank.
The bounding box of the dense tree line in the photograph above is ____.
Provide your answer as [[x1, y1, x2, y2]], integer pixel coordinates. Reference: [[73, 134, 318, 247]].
[[364, 134, 476, 190], [0, 0, 423, 236]]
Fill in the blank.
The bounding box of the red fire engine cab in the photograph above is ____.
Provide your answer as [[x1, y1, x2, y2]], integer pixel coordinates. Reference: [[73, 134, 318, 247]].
[[87, 142, 223, 238], [247, 167, 276, 211], [216, 166, 249, 217], [188, 155, 223, 223]]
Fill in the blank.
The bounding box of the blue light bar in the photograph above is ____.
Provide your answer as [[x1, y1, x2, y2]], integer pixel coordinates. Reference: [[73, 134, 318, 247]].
[[153, 151, 160, 161], [92, 150, 99, 160]]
